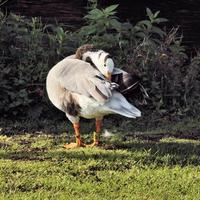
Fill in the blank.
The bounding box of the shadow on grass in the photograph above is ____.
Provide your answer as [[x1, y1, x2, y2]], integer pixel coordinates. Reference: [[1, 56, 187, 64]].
[[1, 139, 200, 167]]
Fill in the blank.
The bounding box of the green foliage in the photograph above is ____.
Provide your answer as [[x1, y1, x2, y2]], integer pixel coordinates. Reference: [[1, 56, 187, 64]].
[[81, 3, 121, 36], [0, 13, 47, 116], [130, 8, 168, 43], [78, 1, 121, 49], [183, 54, 200, 114], [0, 11, 77, 117], [78, 5, 199, 116], [0, 3, 199, 119]]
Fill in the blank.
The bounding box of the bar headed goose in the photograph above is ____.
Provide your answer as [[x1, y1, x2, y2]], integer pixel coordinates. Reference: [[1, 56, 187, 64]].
[[75, 44, 149, 104], [46, 46, 142, 149]]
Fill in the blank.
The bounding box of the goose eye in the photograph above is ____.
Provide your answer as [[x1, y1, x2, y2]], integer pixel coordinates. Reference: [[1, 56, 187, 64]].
[[104, 63, 107, 67]]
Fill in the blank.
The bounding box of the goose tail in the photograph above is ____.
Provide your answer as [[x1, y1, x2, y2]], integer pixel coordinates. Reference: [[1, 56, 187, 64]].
[[106, 92, 141, 118]]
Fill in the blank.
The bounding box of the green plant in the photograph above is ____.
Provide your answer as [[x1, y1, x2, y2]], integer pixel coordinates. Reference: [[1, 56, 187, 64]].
[[0, 11, 72, 117], [0, 3, 199, 119], [183, 53, 200, 114], [78, 5, 199, 116], [78, 1, 122, 50], [80, 3, 121, 36], [129, 8, 168, 43]]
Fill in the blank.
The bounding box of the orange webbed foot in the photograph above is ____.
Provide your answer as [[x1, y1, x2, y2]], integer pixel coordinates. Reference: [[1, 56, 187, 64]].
[[63, 142, 86, 149], [87, 142, 100, 147]]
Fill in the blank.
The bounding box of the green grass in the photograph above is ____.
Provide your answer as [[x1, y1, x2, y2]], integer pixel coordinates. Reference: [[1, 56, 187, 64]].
[[0, 119, 200, 200]]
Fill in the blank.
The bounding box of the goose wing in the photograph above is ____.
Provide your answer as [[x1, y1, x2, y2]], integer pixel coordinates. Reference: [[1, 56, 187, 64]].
[[56, 58, 115, 102]]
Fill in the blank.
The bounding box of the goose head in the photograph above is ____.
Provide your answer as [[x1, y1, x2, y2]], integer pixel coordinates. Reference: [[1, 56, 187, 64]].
[[82, 50, 114, 81]]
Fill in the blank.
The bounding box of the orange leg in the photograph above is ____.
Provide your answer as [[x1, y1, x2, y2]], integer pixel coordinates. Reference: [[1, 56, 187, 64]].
[[64, 123, 85, 149], [88, 119, 102, 147], [96, 119, 102, 134]]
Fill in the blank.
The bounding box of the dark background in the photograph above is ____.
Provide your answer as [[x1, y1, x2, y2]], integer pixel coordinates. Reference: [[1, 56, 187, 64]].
[[3, 0, 200, 49]]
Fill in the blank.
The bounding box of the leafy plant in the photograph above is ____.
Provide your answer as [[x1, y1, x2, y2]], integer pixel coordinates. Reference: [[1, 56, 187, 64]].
[[80, 3, 121, 36], [0, 3, 199, 119], [133, 8, 168, 42], [0, 11, 76, 118], [78, 4, 199, 116], [183, 53, 200, 114]]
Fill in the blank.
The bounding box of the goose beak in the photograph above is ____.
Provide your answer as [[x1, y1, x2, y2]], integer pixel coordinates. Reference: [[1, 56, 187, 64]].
[[105, 71, 112, 81]]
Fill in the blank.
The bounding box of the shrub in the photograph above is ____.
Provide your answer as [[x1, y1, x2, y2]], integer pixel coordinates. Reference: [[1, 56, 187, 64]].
[[183, 54, 200, 115], [0, 11, 77, 118], [78, 2, 199, 116], [0, 1, 199, 119]]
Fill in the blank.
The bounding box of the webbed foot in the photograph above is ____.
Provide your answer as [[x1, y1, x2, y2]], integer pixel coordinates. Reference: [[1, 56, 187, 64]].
[[63, 142, 86, 149]]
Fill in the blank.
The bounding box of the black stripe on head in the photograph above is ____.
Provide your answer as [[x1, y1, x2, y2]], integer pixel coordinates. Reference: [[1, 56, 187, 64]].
[[98, 51, 103, 59], [104, 54, 112, 66], [85, 56, 98, 70]]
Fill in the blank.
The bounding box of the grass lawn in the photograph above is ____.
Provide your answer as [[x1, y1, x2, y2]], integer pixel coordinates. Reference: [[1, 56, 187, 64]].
[[0, 118, 200, 200]]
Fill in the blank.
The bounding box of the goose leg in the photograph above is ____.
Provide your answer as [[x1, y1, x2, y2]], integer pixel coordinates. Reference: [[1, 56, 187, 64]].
[[88, 119, 102, 147], [64, 123, 86, 149]]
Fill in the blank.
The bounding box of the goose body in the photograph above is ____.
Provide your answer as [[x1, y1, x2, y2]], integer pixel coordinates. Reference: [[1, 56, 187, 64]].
[[46, 45, 142, 148], [46, 58, 141, 122]]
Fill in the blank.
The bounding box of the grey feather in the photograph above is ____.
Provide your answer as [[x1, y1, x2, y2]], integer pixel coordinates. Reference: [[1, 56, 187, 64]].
[[53, 58, 113, 102]]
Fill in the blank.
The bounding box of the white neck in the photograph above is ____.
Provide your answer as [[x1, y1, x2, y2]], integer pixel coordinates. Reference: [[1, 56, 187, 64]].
[[82, 50, 113, 75], [82, 51, 104, 65]]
